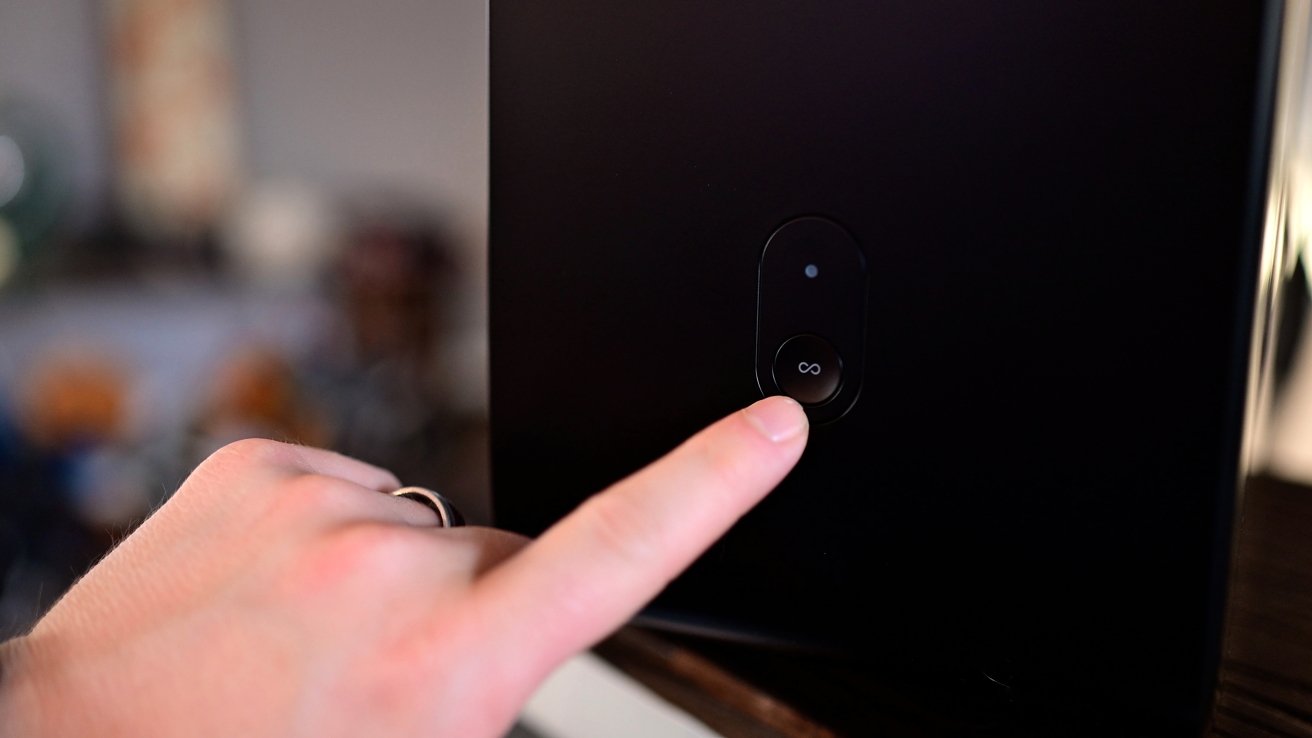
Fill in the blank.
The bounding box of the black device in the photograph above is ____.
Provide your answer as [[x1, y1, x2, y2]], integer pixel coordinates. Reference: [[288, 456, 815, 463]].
[[490, 2, 1306, 733]]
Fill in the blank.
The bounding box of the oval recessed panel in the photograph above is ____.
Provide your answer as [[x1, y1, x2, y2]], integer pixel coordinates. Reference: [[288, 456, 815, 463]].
[[756, 216, 867, 423]]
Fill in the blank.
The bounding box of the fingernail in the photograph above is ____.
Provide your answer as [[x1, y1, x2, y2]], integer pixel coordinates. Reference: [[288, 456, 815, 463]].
[[743, 396, 808, 443]]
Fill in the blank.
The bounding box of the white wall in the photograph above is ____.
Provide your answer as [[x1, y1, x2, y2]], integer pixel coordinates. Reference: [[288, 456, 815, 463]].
[[230, 0, 489, 288], [230, 0, 490, 409]]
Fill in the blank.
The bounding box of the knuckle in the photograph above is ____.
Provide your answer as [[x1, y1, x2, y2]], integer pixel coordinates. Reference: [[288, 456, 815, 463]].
[[691, 429, 765, 516], [577, 493, 658, 567], [278, 523, 422, 598], [208, 437, 287, 467], [703, 442, 754, 497], [328, 523, 419, 570], [176, 438, 292, 505], [267, 473, 354, 521]]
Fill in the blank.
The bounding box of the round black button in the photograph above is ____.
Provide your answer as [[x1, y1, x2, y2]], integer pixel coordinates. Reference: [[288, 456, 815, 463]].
[[773, 334, 842, 405]]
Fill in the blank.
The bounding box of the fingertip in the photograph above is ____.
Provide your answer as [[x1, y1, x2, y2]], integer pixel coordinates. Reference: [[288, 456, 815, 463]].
[[741, 395, 809, 445], [470, 395, 811, 675]]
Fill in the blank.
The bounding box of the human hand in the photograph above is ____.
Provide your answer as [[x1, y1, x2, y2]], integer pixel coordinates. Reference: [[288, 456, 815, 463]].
[[0, 396, 808, 737]]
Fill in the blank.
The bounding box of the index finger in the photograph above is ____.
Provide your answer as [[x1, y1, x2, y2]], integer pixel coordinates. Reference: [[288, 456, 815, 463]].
[[473, 395, 808, 680]]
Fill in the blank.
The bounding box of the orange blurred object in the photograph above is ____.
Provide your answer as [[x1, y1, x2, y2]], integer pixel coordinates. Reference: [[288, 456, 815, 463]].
[[21, 348, 131, 449], [199, 346, 326, 447]]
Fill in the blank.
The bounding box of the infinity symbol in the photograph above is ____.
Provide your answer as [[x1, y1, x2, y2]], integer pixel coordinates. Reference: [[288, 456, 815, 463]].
[[797, 362, 822, 376]]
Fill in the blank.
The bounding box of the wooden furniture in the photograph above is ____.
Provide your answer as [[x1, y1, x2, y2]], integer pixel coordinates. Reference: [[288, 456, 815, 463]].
[[1214, 476, 1312, 737]]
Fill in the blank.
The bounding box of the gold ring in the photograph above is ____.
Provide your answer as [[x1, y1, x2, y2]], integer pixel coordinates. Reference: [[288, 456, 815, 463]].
[[390, 486, 465, 528]]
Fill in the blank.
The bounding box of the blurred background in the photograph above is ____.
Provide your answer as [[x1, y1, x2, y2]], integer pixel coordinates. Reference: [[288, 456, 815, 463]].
[[0, 0, 490, 637], [9, 0, 1312, 688]]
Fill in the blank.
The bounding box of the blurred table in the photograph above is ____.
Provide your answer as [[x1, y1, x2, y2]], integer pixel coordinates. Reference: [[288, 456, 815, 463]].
[[595, 474, 1312, 737], [1213, 475, 1312, 737]]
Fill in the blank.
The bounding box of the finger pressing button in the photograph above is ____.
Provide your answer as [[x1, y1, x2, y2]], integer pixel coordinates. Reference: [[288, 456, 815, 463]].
[[773, 334, 843, 406]]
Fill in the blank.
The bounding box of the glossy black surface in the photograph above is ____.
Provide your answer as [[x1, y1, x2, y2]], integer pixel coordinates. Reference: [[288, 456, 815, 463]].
[[491, 1, 1276, 732], [774, 334, 843, 406]]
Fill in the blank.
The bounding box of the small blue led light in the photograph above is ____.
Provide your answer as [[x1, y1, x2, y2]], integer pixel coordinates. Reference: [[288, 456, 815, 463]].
[[804, 264, 819, 279]]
